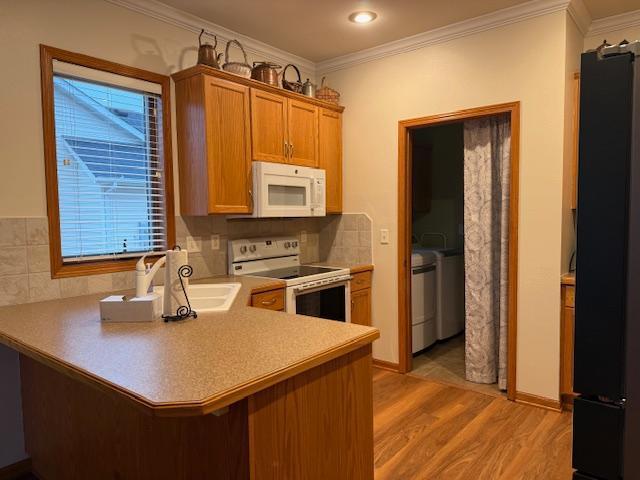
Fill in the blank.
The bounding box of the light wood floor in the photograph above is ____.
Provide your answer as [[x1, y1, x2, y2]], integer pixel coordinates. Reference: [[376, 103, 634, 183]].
[[373, 368, 573, 480]]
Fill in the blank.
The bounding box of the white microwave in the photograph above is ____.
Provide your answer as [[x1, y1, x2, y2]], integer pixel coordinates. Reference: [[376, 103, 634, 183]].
[[246, 161, 326, 218]]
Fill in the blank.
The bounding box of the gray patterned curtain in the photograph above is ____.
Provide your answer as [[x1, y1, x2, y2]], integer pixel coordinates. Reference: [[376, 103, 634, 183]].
[[462, 114, 511, 390]]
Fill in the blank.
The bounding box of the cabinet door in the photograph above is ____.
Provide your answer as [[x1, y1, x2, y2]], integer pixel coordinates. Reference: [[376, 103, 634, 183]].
[[351, 288, 371, 326], [318, 109, 342, 213], [250, 89, 288, 164], [204, 77, 252, 213], [287, 99, 318, 167]]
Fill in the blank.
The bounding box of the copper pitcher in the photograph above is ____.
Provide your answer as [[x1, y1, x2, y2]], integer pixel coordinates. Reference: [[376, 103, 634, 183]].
[[197, 30, 222, 69]]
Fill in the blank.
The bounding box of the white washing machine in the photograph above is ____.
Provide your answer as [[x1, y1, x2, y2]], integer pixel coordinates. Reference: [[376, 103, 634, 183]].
[[434, 249, 465, 340], [411, 250, 438, 353]]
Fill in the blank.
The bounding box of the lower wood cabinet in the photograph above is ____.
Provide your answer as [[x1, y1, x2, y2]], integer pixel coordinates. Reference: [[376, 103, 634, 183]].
[[251, 288, 285, 312], [560, 281, 576, 409], [351, 270, 372, 326]]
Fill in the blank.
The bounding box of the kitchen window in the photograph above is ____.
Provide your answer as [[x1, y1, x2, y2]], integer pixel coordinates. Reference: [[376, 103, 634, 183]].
[[40, 45, 175, 277]]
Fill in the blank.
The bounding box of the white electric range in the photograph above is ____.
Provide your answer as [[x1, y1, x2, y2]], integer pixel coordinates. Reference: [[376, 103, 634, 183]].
[[229, 237, 352, 322]]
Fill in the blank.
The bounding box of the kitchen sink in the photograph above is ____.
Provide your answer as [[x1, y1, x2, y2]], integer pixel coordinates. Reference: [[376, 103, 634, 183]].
[[153, 283, 241, 313]]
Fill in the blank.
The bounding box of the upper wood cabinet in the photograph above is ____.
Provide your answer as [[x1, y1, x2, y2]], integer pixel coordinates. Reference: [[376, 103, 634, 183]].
[[250, 89, 288, 164], [288, 99, 318, 167], [318, 108, 342, 213], [172, 66, 344, 215], [175, 75, 252, 215], [251, 92, 319, 167]]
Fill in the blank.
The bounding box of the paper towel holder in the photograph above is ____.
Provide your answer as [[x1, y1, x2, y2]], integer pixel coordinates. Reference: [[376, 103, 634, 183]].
[[161, 264, 197, 322]]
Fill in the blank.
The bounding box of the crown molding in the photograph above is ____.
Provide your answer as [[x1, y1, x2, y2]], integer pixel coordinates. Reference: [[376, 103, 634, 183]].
[[587, 9, 640, 38], [567, 0, 592, 35], [316, 0, 571, 75], [103, 0, 316, 74]]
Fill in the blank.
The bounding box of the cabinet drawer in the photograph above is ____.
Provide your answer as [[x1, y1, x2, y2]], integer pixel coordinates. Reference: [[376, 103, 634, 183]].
[[252, 289, 285, 311], [351, 271, 372, 292], [564, 285, 575, 308]]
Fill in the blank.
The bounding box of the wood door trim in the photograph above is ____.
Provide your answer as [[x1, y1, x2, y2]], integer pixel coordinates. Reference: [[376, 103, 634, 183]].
[[397, 101, 520, 402]]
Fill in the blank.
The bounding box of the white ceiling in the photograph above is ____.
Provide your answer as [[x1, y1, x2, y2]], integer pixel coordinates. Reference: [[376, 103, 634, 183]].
[[159, 0, 640, 62]]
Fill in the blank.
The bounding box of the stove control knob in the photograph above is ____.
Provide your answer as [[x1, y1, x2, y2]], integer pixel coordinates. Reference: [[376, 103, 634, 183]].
[[240, 245, 247, 254], [292, 241, 298, 248], [284, 241, 291, 248], [249, 245, 257, 253]]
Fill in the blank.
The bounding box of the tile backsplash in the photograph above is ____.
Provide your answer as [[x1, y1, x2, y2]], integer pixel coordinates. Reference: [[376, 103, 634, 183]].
[[0, 214, 372, 307]]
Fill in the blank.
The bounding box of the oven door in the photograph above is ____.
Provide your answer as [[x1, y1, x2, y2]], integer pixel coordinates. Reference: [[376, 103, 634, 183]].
[[286, 281, 351, 323]]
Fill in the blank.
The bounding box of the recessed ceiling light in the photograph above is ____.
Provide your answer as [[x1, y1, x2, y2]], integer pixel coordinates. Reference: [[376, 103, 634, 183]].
[[348, 11, 378, 24]]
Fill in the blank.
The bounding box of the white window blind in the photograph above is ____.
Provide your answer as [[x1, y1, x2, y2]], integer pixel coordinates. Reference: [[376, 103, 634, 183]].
[[52, 62, 167, 263]]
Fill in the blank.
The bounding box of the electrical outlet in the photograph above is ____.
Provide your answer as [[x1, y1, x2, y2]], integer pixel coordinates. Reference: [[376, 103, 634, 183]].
[[186, 236, 201, 252], [300, 230, 308, 243], [210, 234, 220, 250], [380, 228, 390, 245]]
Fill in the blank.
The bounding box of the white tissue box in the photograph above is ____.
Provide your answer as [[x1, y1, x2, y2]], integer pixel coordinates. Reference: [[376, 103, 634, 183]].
[[100, 293, 162, 323]]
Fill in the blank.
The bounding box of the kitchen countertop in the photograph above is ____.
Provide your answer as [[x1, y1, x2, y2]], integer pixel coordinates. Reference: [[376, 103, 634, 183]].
[[0, 272, 378, 417]]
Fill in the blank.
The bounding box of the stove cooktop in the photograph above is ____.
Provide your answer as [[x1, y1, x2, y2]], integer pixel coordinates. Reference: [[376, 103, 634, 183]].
[[253, 265, 343, 280]]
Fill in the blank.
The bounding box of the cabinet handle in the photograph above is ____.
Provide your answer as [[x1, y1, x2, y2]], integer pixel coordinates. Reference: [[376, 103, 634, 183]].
[[260, 298, 277, 306], [284, 141, 289, 159], [290, 143, 294, 158], [351, 300, 355, 307]]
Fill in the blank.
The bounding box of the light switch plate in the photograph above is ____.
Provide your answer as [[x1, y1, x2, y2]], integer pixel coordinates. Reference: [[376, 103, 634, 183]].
[[300, 230, 307, 243], [210, 234, 220, 250], [380, 229, 390, 245], [186, 236, 201, 252]]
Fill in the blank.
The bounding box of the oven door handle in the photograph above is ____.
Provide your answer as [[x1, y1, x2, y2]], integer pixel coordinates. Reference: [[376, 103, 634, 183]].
[[293, 275, 352, 293]]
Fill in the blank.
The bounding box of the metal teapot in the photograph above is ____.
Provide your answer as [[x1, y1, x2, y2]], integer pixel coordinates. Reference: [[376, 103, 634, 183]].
[[302, 78, 316, 98], [197, 29, 223, 69]]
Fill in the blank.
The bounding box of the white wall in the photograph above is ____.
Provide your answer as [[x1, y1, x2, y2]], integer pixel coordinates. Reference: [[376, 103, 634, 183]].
[[324, 11, 570, 400]]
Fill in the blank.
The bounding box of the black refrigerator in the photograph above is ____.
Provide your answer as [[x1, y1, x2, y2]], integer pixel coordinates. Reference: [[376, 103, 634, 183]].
[[573, 42, 640, 480]]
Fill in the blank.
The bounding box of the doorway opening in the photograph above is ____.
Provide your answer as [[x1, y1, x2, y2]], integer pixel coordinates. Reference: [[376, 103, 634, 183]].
[[397, 103, 520, 401]]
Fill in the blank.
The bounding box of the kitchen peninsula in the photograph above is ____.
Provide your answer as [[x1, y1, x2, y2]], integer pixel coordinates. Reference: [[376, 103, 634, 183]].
[[0, 275, 379, 480]]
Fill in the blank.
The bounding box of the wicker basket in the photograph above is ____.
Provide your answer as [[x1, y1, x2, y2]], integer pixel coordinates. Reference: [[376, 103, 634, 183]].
[[316, 77, 340, 104], [282, 64, 303, 94], [222, 39, 252, 78]]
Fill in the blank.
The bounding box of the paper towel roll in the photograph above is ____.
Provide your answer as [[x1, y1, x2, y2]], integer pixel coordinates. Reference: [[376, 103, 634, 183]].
[[163, 249, 189, 316]]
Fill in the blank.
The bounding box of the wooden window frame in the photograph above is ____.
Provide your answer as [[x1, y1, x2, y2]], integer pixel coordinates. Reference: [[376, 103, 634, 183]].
[[40, 45, 175, 278]]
